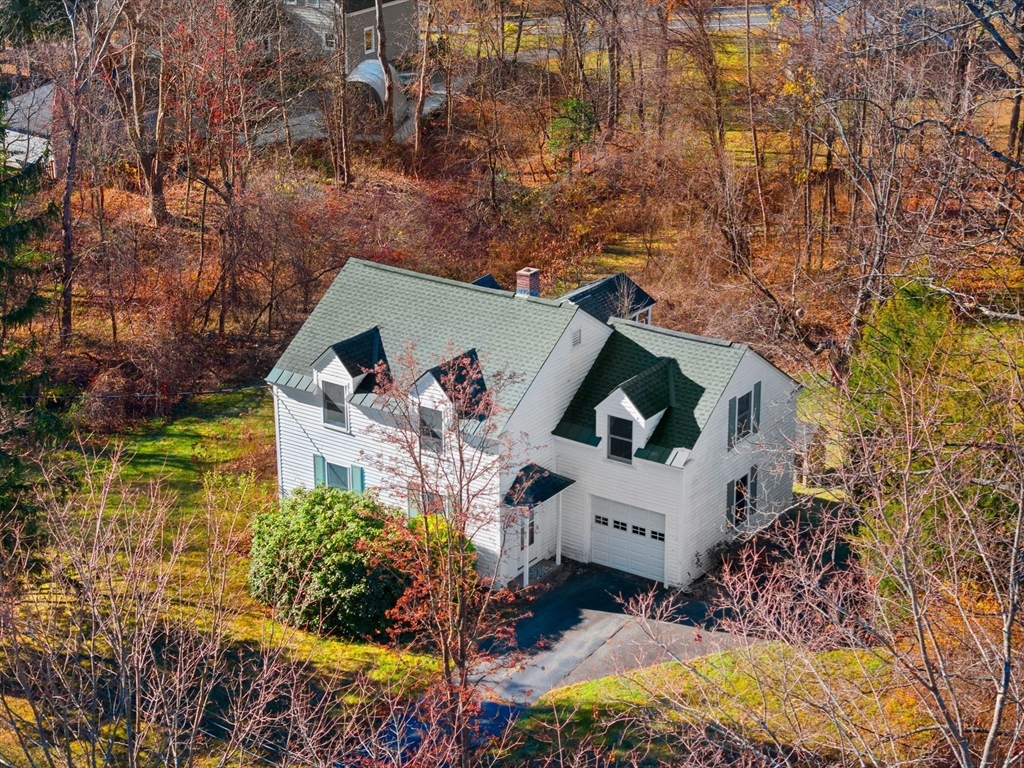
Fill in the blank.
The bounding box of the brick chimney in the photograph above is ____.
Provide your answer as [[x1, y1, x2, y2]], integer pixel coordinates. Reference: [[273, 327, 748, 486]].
[[516, 267, 540, 297]]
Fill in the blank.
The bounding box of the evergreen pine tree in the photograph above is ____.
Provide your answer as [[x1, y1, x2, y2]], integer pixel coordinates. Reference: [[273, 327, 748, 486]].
[[0, 115, 59, 561]]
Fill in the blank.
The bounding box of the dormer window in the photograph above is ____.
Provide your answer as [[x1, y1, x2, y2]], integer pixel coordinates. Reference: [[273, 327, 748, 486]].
[[608, 416, 633, 463], [419, 407, 444, 452], [323, 381, 349, 429]]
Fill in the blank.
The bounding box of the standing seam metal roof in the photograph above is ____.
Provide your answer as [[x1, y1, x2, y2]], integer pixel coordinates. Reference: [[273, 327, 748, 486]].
[[267, 259, 579, 428]]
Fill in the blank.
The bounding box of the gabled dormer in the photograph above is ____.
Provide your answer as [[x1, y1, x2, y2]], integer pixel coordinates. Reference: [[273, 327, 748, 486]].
[[311, 326, 387, 428], [553, 320, 745, 466]]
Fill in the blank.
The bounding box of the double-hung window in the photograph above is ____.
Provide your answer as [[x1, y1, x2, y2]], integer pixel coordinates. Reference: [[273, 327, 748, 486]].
[[608, 415, 633, 463], [727, 465, 758, 526], [323, 381, 348, 429], [419, 407, 444, 453], [728, 382, 761, 449]]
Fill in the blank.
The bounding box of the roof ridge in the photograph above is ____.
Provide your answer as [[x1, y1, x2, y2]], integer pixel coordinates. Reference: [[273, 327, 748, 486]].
[[348, 259, 576, 309], [609, 317, 742, 349], [618, 357, 671, 389]]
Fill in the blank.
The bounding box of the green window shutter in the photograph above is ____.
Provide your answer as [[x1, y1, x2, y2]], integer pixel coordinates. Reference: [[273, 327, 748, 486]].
[[753, 382, 762, 433], [313, 455, 326, 486], [728, 397, 737, 450], [726, 479, 736, 525], [327, 462, 349, 490], [749, 465, 759, 515], [350, 465, 364, 493]]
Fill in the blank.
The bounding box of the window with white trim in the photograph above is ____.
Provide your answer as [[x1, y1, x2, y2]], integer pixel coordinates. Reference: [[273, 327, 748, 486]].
[[323, 32, 337, 49], [408, 484, 443, 516], [364, 27, 375, 53], [651, 530, 665, 541], [520, 511, 535, 550], [608, 415, 633, 463], [727, 465, 758, 526], [594, 515, 608, 526], [314, 456, 365, 491], [419, 406, 444, 453], [322, 381, 348, 429], [728, 382, 761, 450]]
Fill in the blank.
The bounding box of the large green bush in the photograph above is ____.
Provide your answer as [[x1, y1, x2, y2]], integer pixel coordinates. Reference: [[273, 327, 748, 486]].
[[249, 487, 405, 638]]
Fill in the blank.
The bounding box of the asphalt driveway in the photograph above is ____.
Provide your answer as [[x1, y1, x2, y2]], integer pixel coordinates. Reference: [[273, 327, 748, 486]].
[[483, 563, 749, 705]]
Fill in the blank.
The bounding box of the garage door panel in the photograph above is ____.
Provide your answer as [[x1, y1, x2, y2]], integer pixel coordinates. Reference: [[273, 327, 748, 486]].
[[590, 496, 665, 582]]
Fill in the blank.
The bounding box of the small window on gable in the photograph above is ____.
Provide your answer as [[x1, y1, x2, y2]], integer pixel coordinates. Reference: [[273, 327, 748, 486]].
[[572, 328, 582, 347], [419, 406, 444, 453], [364, 27, 374, 53], [323, 381, 348, 429], [608, 415, 632, 463]]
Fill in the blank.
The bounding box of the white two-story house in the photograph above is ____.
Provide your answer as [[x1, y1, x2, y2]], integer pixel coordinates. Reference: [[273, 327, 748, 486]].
[[267, 259, 799, 588]]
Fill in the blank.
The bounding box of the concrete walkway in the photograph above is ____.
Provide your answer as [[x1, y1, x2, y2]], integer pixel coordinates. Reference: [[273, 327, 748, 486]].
[[483, 564, 749, 705]]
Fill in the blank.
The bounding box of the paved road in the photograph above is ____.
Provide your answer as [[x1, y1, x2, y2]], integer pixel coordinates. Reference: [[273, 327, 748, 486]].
[[483, 564, 749, 705]]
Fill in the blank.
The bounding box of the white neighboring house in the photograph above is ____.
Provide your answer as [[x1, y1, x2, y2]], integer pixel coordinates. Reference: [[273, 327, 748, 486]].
[[267, 259, 800, 588], [2, 82, 55, 176]]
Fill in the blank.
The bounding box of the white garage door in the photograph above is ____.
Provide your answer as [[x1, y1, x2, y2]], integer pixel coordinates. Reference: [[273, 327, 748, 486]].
[[590, 496, 666, 582]]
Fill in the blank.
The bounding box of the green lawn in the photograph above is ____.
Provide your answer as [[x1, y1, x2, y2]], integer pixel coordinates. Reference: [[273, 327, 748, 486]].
[[512, 643, 933, 765], [98, 389, 437, 686]]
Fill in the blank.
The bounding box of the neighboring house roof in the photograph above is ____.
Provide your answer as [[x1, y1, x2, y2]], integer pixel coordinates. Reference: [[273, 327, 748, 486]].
[[471, 274, 502, 290], [282, 0, 409, 38], [554, 320, 746, 463], [559, 273, 655, 324], [4, 82, 55, 137], [2, 82, 55, 168], [267, 258, 579, 428]]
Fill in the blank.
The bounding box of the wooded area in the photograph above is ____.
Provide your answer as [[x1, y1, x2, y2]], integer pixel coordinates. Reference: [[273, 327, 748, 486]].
[[2, 0, 1024, 765]]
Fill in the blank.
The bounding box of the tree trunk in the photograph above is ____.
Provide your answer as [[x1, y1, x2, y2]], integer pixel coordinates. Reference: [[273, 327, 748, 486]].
[[414, 1, 434, 163], [59, 122, 80, 350], [376, 0, 394, 143], [655, 2, 668, 139], [745, 0, 767, 241], [141, 153, 168, 225]]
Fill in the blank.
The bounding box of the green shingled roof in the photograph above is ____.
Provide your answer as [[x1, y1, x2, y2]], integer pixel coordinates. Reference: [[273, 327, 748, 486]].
[[555, 319, 746, 462], [619, 358, 674, 419], [267, 259, 579, 427]]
